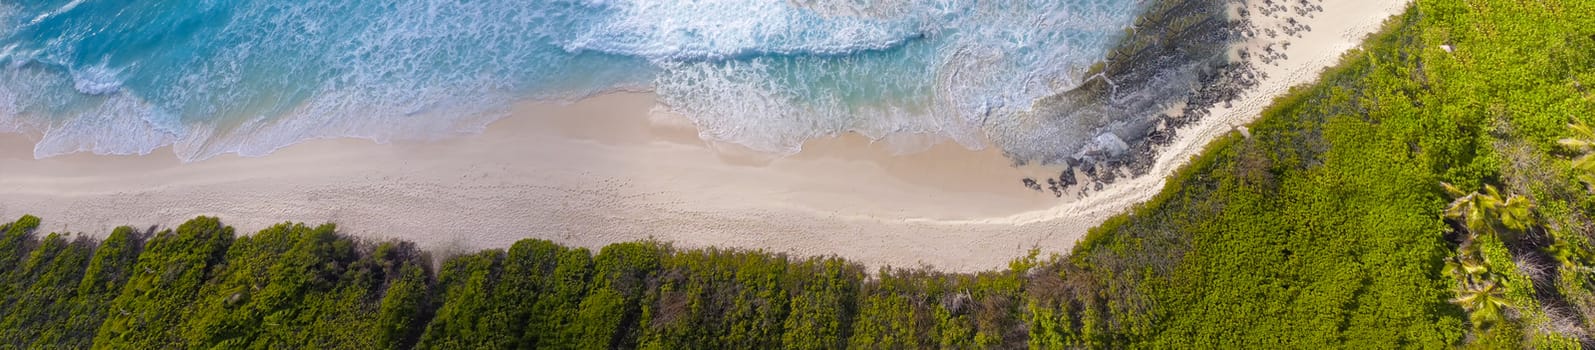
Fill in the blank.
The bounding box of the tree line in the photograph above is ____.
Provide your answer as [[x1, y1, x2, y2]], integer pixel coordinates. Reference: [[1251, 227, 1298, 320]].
[[0, 215, 1045, 349]]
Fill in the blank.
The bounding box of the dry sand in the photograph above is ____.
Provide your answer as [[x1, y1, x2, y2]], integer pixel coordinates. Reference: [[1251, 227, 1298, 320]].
[[0, 0, 1408, 272]]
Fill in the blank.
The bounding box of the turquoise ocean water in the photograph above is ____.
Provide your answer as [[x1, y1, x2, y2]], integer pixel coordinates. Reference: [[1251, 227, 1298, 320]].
[[0, 0, 1142, 161]]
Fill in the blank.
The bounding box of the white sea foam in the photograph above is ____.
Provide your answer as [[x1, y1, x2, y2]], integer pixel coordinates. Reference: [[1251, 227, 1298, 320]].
[[70, 64, 123, 95], [653, 0, 1142, 157], [0, 0, 1149, 163], [169, 85, 512, 161], [33, 93, 178, 158], [562, 0, 927, 61], [0, 3, 14, 37], [0, 5, 14, 132], [0, 84, 16, 136], [27, 0, 86, 26]]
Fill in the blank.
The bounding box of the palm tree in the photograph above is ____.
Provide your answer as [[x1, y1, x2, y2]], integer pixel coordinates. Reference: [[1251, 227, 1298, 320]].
[[1443, 253, 1497, 298], [1444, 183, 1491, 239], [1443, 254, 1491, 280], [1497, 193, 1536, 232], [1441, 183, 1537, 240], [1453, 279, 1513, 329], [1558, 119, 1595, 189], [1440, 182, 1537, 330]]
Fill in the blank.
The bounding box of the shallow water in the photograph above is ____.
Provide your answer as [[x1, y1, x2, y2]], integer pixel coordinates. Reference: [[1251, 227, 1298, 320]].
[[0, 0, 1143, 162]]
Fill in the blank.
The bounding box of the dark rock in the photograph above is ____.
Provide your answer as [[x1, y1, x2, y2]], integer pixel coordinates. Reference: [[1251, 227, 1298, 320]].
[[1021, 178, 1043, 192]]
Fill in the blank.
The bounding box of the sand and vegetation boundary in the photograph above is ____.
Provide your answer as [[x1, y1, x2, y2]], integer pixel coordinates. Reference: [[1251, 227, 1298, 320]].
[[0, 0, 1403, 272], [14, 0, 1595, 347]]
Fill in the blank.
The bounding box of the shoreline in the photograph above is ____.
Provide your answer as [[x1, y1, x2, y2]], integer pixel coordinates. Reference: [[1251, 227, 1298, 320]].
[[1, 93, 1077, 272], [0, 0, 1408, 272]]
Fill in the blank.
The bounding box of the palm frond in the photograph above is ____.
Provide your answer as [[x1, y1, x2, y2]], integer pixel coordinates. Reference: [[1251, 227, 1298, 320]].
[[1453, 280, 1511, 329], [1444, 194, 1472, 219], [1573, 154, 1595, 172], [1569, 120, 1595, 140], [1482, 185, 1502, 201], [1579, 174, 1595, 191], [1461, 261, 1490, 276], [1559, 137, 1592, 150], [1441, 182, 1468, 198], [1498, 195, 1536, 231], [1467, 205, 1492, 236], [1565, 121, 1595, 191]]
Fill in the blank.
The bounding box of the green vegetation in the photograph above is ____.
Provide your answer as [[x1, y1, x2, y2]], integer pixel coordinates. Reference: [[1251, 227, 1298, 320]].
[[181, 222, 431, 348], [0, 231, 95, 346], [1016, 0, 1595, 346], [1441, 183, 1531, 331], [5, 0, 1595, 348], [0, 220, 144, 349], [94, 217, 235, 349]]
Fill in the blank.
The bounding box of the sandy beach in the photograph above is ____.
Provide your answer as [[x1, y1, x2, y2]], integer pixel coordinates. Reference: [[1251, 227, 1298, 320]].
[[0, 0, 1407, 272]]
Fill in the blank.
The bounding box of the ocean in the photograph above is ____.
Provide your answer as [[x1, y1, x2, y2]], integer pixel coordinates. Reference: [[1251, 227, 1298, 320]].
[[0, 0, 1144, 162]]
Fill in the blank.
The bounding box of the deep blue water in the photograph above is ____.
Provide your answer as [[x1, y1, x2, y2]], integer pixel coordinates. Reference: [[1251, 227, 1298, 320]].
[[0, 0, 1142, 161]]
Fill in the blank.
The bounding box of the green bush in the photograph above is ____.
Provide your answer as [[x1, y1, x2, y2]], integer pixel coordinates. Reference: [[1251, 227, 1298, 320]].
[[94, 216, 235, 349]]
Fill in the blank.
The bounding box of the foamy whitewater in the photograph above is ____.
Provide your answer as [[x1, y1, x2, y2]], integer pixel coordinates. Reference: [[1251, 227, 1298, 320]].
[[0, 0, 1145, 161]]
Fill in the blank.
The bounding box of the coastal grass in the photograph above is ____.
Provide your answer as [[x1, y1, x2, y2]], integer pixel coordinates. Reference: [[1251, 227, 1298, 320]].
[[3, 0, 1595, 348]]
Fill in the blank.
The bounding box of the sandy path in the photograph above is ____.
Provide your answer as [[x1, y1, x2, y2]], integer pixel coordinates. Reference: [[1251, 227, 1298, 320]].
[[0, 0, 1406, 272]]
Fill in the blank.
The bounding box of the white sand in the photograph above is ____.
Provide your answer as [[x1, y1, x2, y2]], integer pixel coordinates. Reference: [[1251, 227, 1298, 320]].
[[0, 0, 1407, 272]]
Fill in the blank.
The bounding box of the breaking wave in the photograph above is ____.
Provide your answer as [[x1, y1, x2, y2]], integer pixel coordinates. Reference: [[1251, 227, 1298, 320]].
[[0, 0, 1144, 161]]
